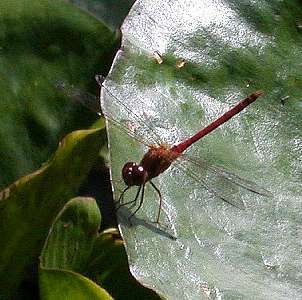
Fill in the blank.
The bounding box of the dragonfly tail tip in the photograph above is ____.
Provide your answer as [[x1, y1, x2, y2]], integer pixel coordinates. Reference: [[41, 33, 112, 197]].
[[253, 90, 264, 98]]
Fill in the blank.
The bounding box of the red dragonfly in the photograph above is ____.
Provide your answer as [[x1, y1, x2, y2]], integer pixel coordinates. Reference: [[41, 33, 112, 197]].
[[57, 78, 272, 224]]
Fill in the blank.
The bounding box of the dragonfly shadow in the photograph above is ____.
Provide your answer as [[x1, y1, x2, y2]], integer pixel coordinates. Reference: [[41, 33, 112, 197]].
[[117, 206, 177, 241]]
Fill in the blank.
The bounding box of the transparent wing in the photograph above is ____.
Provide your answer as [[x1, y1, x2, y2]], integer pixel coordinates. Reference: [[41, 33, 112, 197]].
[[99, 76, 165, 146], [55, 80, 160, 148], [55, 81, 101, 114], [173, 154, 272, 209], [173, 160, 245, 209], [182, 154, 273, 197]]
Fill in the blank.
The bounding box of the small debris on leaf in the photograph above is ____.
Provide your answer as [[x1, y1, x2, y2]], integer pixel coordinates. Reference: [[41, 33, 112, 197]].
[[153, 51, 163, 64], [175, 58, 186, 69], [281, 95, 290, 105]]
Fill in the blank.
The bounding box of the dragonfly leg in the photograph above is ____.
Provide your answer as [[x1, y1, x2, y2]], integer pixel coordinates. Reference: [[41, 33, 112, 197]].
[[115, 186, 130, 207], [116, 186, 140, 210], [150, 181, 162, 224], [128, 184, 145, 223]]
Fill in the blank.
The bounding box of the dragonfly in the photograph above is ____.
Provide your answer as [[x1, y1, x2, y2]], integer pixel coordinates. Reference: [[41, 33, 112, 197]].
[[57, 77, 272, 224]]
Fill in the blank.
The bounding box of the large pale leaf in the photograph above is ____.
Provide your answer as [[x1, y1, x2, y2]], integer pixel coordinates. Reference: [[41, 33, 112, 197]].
[[101, 0, 302, 299]]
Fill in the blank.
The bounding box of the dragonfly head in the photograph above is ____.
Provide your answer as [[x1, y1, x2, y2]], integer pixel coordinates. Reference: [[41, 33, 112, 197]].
[[122, 162, 147, 186]]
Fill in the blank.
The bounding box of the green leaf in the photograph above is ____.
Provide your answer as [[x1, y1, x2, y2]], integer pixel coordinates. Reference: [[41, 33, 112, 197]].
[[39, 195, 158, 299], [87, 228, 161, 299], [0, 127, 106, 298], [40, 197, 101, 272], [39, 269, 112, 300], [102, 0, 302, 299], [68, 0, 135, 29], [39, 196, 112, 299], [0, 0, 118, 189]]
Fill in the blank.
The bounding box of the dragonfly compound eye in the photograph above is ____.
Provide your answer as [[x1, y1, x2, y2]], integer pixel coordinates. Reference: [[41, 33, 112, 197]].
[[122, 162, 147, 186]]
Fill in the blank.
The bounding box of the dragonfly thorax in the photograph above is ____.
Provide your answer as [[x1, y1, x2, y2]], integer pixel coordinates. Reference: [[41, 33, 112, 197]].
[[122, 162, 147, 186]]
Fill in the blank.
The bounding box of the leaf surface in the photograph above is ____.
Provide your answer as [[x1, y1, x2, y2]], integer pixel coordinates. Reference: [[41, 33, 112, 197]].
[[0, 0, 118, 189], [40, 197, 101, 272], [39, 269, 112, 300], [0, 127, 105, 298], [102, 1, 302, 299], [39, 196, 113, 300], [68, 0, 135, 29]]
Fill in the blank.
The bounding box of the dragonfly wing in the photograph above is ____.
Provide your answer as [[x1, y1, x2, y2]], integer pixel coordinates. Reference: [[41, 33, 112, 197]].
[[174, 159, 246, 210], [55, 81, 157, 147], [100, 78, 165, 146], [104, 113, 152, 147], [181, 154, 273, 197], [55, 81, 101, 114], [209, 164, 273, 197]]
